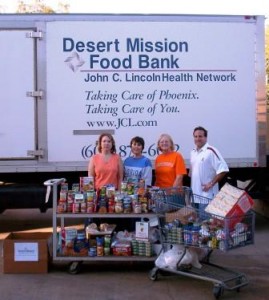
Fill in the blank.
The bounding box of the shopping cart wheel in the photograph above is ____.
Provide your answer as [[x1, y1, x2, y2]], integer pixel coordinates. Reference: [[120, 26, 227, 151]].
[[68, 261, 82, 274], [213, 285, 223, 299], [149, 267, 159, 281], [235, 278, 242, 292]]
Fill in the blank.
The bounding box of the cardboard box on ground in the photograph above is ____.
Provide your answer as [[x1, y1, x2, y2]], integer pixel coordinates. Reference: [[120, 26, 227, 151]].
[[3, 232, 52, 274]]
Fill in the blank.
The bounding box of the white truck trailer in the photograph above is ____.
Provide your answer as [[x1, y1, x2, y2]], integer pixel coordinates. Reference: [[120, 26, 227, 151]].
[[0, 14, 267, 211]]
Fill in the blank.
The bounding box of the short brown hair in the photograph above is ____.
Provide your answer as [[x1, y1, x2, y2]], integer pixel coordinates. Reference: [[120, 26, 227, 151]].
[[193, 126, 208, 137], [130, 136, 145, 150]]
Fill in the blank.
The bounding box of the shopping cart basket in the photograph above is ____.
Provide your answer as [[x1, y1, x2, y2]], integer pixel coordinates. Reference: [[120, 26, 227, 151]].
[[150, 186, 193, 211], [149, 189, 255, 299]]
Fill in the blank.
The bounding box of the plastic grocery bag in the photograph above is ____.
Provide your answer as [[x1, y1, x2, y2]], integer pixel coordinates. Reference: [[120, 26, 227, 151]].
[[155, 244, 205, 269], [155, 244, 185, 269]]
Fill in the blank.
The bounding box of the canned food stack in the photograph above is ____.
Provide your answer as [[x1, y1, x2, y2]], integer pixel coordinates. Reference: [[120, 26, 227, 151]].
[[164, 225, 183, 244], [131, 240, 138, 255], [56, 178, 156, 215], [131, 240, 153, 257]]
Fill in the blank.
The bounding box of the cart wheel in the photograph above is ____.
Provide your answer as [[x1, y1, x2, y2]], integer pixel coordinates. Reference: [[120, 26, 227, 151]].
[[149, 267, 159, 281], [235, 278, 242, 292], [213, 285, 223, 299], [68, 261, 82, 274]]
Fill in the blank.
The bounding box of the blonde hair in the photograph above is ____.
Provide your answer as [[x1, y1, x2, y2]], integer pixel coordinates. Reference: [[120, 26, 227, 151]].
[[157, 133, 175, 151]]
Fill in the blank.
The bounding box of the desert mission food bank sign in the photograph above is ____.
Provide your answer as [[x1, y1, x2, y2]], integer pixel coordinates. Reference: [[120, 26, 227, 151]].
[[46, 20, 256, 164]]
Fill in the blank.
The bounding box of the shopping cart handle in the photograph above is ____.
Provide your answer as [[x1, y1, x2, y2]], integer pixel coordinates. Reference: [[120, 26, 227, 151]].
[[44, 178, 66, 186], [43, 178, 66, 203]]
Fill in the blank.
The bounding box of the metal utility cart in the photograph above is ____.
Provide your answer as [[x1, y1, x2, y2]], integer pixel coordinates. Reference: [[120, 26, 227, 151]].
[[149, 188, 255, 299], [44, 178, 156, 274]]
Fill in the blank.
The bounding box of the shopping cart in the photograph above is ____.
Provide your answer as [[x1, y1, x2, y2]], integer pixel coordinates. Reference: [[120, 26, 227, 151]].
[[150, 186, 193, 213], [149, 188, 255, 299]]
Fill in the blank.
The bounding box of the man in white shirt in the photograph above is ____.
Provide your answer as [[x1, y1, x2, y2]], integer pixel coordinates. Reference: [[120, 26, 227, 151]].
[[190, 126, 229, 207]]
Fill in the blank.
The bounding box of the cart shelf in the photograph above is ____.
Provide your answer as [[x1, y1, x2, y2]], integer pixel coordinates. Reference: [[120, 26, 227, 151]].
[[54, 255, 155, 262], [56, 212, 154, 219]]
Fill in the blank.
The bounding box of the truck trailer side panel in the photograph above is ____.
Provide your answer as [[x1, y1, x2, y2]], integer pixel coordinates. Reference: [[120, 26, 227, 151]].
[[0, 14, 266, 173]]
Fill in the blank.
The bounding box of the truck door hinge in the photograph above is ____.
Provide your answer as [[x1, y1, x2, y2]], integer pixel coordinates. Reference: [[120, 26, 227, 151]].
[[26, 30, 43, 39], [26, 90, 44, 99], [27, 149, 44, 158]]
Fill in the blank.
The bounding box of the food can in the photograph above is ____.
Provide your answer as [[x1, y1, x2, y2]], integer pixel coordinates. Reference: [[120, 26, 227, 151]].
[[121, 181, 127, 192], [72, 202, 80, 213], [87, 203, 94, 213], [104, 247, 110, 256], [100, 186, 107, 197], [104, 235, 111, 247], [86, 190, 95, 202], [97, 245, 104, 256], [89, 246, 97, 257], [138, 179, 145, 189], [80, 202, 87, 213], [57, 203, 66, 213]]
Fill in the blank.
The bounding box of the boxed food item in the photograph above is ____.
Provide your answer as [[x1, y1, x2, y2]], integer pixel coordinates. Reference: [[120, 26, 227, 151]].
[[3, 232, 52, 274], [112, 241, 132, 256], [80, 176, 94, 192], [60, 227, 91, 257], [205, 183, 254, 227], [135, 221, 149, 241]]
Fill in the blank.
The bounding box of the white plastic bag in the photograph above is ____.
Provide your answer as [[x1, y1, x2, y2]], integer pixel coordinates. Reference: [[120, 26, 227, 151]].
[[155, 244, 206, 270], [155, 244, 185, 269]]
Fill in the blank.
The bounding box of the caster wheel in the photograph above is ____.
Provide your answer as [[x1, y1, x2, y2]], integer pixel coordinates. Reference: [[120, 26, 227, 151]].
[[68, 261, 82, 274], [236, 278, 242, 292], [149, 267, 159, 281], [213, 285, 223, 299]]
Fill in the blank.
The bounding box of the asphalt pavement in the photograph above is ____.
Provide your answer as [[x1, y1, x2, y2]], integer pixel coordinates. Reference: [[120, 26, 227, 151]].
[[0, 208, 269, 300]]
